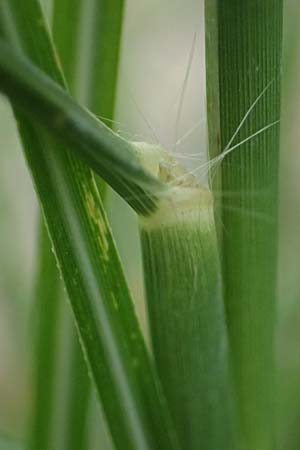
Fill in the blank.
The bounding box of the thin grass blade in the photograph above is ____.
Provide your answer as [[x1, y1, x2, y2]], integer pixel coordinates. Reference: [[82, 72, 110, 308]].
[[85, 0, 124, 122], [30, 222, 61, 450], [52, 0, 83, 93]]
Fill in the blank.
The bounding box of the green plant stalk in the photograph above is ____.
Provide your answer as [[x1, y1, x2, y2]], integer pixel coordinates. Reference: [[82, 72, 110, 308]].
[[63, 330, 90, 450], [138, 147, 236, 450], [52, 0, 82, 93], [205, 2, 283, 449], [83, 0, 125, 198], [30, 221, 61, 450], [53, 0, 125, 121], [0, 40, 162, 215], [86, 0, 124, 121], [0, 2, 179, 449]]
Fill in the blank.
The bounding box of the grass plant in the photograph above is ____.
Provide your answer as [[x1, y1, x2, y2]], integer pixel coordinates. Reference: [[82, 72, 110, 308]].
[[0, 1, 284, 450]]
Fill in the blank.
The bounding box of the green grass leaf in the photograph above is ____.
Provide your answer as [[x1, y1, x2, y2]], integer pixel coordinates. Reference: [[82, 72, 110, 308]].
[[0, 39, 162, 216], [30, 222, 61, 450], [84, 0, 124, 121], [52, 0, 83, 93]]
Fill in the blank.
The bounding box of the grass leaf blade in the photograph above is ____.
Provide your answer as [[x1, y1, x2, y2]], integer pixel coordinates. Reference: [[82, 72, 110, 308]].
[[0, 40, 162, 215], [30, 222, 61, 450]]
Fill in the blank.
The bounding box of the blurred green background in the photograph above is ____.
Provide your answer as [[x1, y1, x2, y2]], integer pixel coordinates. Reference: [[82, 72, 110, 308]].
[[0, 0, 299, 448]]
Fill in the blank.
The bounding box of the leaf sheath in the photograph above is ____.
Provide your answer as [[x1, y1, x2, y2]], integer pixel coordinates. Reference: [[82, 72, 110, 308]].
[[140, 186, 236, 450]]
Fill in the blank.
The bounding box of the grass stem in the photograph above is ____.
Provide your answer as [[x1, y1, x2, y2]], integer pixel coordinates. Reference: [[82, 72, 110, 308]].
[[205, 2, 283, 449]]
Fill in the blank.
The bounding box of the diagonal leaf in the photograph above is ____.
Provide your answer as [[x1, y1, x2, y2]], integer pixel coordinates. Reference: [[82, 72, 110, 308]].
[[0, 39, 163, 216]]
